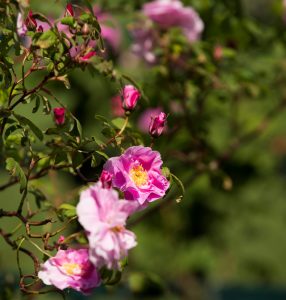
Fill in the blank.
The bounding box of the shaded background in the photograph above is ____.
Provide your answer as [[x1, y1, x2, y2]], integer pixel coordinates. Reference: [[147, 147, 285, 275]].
[[1, 0, 286, 299]]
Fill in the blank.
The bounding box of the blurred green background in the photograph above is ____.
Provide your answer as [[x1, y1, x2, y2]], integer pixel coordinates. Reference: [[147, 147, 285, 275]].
[[2, 0, 286, 299]]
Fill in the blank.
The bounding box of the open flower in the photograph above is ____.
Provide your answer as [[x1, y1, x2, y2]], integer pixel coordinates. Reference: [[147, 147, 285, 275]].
[[38, 248, 101, 295], [104, 146, 170, 206], [76, 182, 137, 269], [143, 0, 204, 42]]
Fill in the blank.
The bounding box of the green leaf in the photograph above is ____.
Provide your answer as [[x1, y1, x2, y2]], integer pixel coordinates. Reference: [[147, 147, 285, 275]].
[[111, 118, 127, 129], [35, 30, 57, 49], [32, 95, 41, 113], [60, 16, 75, 27], [95, 150, 109, 161], [6, 158, 27, 192], [14, 113, 43, 141], [58, 203, 77, 218]]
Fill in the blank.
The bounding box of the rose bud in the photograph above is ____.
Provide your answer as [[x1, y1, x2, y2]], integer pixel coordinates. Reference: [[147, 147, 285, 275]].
[[122, 85, 141, 112], [53, 107, 66, 125], [79, 50, 96, 62], [99, 170, 113, 189], [65, 3, 74, 17], [25, 10, 37, 31], [149, 112, 167, 138], [37, 25, 43, 33]]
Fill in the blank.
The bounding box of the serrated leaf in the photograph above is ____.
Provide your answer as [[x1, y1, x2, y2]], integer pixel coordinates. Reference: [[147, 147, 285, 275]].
[[32, 95, 41, 113], [60, 16, 75, 27], [14, 113, 43, 141], [6, 157, 27, 192]]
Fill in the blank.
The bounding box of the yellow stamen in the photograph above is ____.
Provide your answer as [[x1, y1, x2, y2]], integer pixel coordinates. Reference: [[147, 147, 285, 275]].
[[129, 165, 148, 187], [62, 263, 80, 276]]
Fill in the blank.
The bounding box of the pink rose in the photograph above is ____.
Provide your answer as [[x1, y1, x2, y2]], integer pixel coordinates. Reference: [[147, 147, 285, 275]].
[[149, 112, 167, 138], [69, 43, 96, 63], [76, 182, 137, 269], [122, 85, 141, 111], [38, 248, 101, 295], [143, 0, 204, 42], [104, 146, 170, 206], [53, 107, 66, 125]]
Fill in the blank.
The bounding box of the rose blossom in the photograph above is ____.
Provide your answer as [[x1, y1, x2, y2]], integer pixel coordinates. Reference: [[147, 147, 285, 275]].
[[149, 112, 167, 138], [122, 85, 141, 111], [143, 0, 204, 42], [53, 107, 66, 125], [103, 146, 170, 205], [76, 182, 137, 269], [38, 248, 101, 294]]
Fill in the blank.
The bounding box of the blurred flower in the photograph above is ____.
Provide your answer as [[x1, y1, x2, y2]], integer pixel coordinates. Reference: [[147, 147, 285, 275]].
[[149, 112, 167, 138], [17, 13, 27, 37], [99, 170, 113, 189], [143, 0, 204, 42], [131, 24, 157, 64], [38, 248, 101, 294], [138, 107, 162, 133], [53, 107, 66, 125], [93, 6, 122, 52], [111, 95, 125, 117], [213, 44, 223, 61], [122, 85, 141, 112], [76, 182, 137, 269], [104, 146, 170, 206], [25, 10, 37, 31]]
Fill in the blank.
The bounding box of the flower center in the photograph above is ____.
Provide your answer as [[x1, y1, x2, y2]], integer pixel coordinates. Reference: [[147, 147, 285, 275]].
[[129, 164, 148, 187], [111, 225, 124, 233], [62, 263, 81, 276]]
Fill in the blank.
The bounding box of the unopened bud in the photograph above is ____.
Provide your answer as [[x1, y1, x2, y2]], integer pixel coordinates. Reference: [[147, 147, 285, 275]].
[[149, 112, 167, 138]]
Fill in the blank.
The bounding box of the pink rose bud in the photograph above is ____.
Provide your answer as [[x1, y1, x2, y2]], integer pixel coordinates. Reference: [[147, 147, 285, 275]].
[[57, 235, 65, 244], [99, 170, 113, 189], [149, 112, 167, 138], [53, 107, 66, 125], [25, 10, 37, 31], [79, 50, 96, 62], [37, 25, 43, 33], [65, 3, 74, 17], [122, 85, 141, 112]]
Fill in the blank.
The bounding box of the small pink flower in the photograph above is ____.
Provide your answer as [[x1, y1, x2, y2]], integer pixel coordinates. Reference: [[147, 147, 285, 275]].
[[38, 248, 101, 295], [111, 95, 125, 117], [76, 182, 137, 269], [149, 112, 167, 138], [99, 170, 113, 189], [104, 146, 170, 206], [53, 107, 66, 125], [79, 50, 96, 62], [25, 10, 37, 31], [122, 85, 141, 112], [65, 3, 74, 17]]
